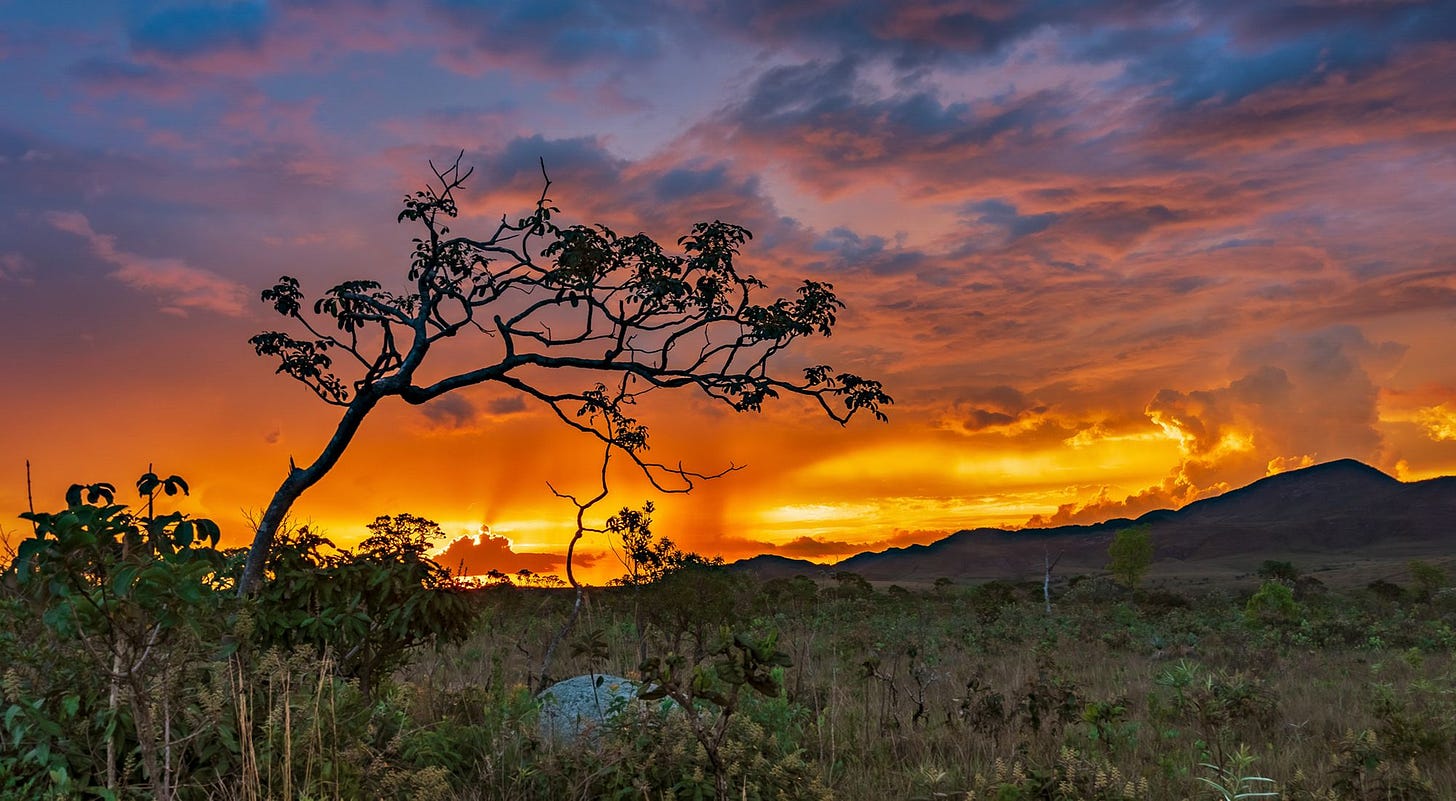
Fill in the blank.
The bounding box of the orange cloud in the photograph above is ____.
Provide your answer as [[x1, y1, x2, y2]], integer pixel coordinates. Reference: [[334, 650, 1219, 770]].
[[435, 530, 595, 577], [1028, 326, 1407, 527]]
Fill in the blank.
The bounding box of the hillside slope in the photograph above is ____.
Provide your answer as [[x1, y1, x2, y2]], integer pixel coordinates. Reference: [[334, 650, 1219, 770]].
[[729, 459, 1456, 582]]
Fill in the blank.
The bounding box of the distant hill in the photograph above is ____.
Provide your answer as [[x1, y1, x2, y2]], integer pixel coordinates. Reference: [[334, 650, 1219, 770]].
[[726, 554, 825, 580], [727, 459, 1456, 583]]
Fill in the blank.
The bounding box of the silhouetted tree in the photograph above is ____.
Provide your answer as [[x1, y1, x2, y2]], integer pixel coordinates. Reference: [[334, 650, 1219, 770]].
[[240, 156, 890, 594], [607, 501, 720, 587]]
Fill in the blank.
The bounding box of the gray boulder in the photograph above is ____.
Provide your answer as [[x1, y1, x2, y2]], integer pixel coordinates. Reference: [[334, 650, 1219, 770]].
[[536, 674, 646, 745]]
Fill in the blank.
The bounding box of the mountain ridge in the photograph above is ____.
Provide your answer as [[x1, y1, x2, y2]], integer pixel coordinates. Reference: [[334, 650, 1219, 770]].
[[728, 459, 1456, 582]]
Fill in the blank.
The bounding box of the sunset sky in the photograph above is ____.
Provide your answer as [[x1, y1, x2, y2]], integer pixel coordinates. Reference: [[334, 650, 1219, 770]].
[[2, 1, 1455, 582]]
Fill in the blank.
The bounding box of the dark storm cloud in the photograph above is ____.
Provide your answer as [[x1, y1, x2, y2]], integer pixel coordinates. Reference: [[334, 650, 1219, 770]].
[[1053, 1, 1456, 118], [810, 228, 934, 276], [709, 58, 1081, 196], [730, 57, 1059, 159], [709, 0, 1454, 102], [1223, 0, 1456, 66], [1144, 43, 1456, 156], [460, 135, 803, 255], [700, 0, 1066, 67], [485, 395, 528, 415], [704, 1, 1456, 208], [1056, 203, 1187, 250], [942, 384, 1054, 435], [652, 164, 738, 204], [773, 535, 858, 558]]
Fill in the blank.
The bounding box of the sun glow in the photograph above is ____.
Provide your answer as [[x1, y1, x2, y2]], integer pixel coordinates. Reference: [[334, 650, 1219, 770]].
[[1416, 403, 1456, 441]]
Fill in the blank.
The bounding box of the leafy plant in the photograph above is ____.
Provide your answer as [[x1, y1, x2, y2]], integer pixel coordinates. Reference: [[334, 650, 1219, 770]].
[[1407, 560, 1448, 603], [3, 473, 227, 800], [1257, 560, 1299, 583], [1245, 580, 1301, 627], [1081, 698, 1136, 755], [1197, 745, 1278, 800], [1153, 660, 1278, 770], [638, 618, 796, 798], [248, 514, 478, 699]]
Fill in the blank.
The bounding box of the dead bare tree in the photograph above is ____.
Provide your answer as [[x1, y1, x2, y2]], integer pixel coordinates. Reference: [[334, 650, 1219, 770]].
[[1043, 547, 1063, 614], [240, 155, 891, 594]]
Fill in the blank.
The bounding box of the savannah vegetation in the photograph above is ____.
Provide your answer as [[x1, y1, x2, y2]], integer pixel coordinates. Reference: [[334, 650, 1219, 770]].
[[4, 481, 1456, 800]]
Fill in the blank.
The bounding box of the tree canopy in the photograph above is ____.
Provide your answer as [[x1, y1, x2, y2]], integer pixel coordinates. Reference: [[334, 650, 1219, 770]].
[[240, 156, 890, 593], [1108, 525, 1154, 589]]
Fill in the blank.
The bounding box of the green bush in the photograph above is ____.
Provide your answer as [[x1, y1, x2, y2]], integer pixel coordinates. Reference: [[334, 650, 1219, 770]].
[[1108, 526, 1153, 589], [1, 479, 492, 800], [249, 514, 480, 699], [2, 475, 230, 799], [1244, 581, 1301, 627]]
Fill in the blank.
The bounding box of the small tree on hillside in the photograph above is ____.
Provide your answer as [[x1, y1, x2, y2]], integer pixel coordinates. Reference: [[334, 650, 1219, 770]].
[[1108, 524, 1153, 589], [240, 156, 890, 594]]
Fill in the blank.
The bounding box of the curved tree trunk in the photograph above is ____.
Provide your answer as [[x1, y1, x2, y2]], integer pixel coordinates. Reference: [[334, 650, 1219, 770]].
[[239, 392, 382, 595]]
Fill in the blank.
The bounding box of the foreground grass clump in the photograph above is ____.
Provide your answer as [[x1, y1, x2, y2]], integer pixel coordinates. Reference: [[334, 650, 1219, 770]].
[[4, 482, 1455, 799]]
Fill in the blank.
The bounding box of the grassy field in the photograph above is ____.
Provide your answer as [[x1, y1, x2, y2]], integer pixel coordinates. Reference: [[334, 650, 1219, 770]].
[[5, 520, 1455, 800], [385, 566, 1456, 800]]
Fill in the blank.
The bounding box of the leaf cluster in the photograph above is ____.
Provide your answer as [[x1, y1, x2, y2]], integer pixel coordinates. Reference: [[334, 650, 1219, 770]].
[[2, 474, 230, 798]]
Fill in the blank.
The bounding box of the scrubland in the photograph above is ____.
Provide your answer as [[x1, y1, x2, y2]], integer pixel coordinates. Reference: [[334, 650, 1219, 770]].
[[5, 497, 1454, 801]]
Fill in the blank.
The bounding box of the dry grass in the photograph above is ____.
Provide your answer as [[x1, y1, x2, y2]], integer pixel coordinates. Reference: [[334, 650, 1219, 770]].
[[388, 570, 1456, 800]]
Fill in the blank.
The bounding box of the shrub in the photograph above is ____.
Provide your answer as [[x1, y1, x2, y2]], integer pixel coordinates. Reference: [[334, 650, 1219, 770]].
[[249, 515, 480, 699], [1329, 729, 1437, 801], [1407, 560, 1448, 603], [2, 475, 230, 799], [1244, 581, 1301, 627], [1062, 575, 1129, 604]]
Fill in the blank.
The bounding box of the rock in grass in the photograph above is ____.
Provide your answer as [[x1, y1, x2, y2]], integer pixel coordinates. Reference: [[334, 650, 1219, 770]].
[[536, 674, 645, 744]]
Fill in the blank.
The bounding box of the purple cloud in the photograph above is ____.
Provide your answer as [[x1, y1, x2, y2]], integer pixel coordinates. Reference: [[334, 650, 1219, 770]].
[[46, 212, 248, 316]]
